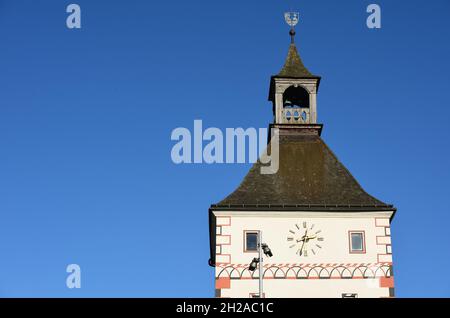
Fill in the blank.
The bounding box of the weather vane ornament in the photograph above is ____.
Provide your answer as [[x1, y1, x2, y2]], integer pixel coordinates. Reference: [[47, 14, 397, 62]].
[[284, 12, 299, 43], [284, 12, 299, 28]]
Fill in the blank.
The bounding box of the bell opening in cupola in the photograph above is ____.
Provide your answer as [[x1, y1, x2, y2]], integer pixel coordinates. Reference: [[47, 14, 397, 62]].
[[282, 85, 310, 109]]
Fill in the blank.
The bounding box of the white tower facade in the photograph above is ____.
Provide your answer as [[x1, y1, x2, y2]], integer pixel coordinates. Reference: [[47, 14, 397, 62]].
[[208, 18, 396, 298]]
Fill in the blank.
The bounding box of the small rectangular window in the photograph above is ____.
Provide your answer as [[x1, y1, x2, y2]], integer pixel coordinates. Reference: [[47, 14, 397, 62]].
[[349, 231, 365, 253], [244, 231, 258, 252]]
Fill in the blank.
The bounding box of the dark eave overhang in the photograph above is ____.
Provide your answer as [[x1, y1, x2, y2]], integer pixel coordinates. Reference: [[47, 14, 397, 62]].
[[210, 203, 396, 213]]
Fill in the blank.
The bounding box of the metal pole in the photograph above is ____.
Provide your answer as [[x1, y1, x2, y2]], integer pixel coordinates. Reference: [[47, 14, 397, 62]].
[[258, 230, 263, 298]]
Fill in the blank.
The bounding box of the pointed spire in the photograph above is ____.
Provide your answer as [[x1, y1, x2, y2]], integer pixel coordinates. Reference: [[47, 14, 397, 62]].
[[277, 29, 315, 78]]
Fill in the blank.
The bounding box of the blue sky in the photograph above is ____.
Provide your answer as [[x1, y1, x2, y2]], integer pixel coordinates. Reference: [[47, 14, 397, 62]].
[[0, 0, 449, 297]]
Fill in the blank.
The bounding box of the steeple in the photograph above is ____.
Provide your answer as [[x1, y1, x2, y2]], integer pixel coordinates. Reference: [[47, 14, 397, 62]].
[[277, 29, 316, 78], [269, 13, 321, 130]]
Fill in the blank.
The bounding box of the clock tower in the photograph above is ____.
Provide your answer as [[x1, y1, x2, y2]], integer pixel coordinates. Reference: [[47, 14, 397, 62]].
[[208, 15, 396, 298]]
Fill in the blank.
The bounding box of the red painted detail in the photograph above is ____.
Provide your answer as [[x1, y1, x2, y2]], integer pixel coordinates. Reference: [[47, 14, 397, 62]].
[[216, 277, 231, 289], [380, 277, 394, 288]]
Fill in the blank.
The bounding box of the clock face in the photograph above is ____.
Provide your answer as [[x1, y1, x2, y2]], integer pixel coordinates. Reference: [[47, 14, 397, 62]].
[[287, 221, 324, 257]]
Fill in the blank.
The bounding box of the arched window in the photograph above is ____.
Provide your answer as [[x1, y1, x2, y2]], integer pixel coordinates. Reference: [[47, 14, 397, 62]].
[[283, 86, 310, 109]]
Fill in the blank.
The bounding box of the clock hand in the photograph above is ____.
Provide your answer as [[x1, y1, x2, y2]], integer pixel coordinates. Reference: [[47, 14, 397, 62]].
[[298, 229, 308, 255], [296, 229, 309, 243], [299, 238, 306, 255]]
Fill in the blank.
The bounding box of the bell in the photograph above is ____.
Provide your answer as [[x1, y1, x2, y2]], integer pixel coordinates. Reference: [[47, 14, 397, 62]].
[[284, 99, 293, 107]]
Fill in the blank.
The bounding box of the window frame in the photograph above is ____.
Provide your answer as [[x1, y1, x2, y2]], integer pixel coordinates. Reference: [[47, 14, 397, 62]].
[[348, 231, 366, 254], [243, 230, 259, 253]]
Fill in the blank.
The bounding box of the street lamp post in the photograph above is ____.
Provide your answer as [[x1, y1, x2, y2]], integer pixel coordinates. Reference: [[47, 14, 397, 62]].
[[248, 230, 273, 298], [258, 231, 263, 298]]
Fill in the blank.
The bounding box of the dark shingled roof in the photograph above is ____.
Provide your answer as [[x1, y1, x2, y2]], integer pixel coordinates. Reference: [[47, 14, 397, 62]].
[[277, 44, 317, 78], [212, 134, 392, 211]]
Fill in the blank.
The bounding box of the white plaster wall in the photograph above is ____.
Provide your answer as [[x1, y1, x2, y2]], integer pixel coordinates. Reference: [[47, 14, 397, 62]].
[[216, 212, 391, 265], [214, 211, 394, 298], [221, 279, 390, 298]]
